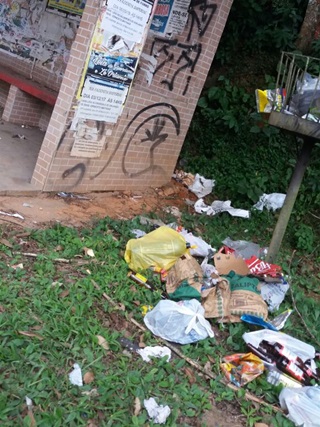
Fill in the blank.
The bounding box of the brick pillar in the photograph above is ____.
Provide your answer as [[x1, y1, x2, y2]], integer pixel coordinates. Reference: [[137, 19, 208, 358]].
[[2, 85, 43, 126]]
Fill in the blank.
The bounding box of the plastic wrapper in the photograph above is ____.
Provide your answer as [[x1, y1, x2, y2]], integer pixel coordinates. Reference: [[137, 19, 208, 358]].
[[255, 88, 286, 113], [260, 278, 290, 312], [220, 353, 264, 387], [144, 299, 214, 344], [194, 199, 250, 218], [222, 237, 261, 259], [243, 330, 315, 362], [179, 229, 215, 257], [279, 386, 320, 427], [125, 226, 188, 272]]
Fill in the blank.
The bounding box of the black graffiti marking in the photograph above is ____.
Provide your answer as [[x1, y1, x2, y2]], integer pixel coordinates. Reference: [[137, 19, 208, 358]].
[[187, 0, 218, 41], [91, 103, 180, 179], [62, 162, 86, 188], [151, 38, 202, 94]]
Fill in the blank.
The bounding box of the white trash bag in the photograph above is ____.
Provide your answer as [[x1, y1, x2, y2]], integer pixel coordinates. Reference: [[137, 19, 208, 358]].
[[144, 299, 214, 344], [279, 386, 320, 427]]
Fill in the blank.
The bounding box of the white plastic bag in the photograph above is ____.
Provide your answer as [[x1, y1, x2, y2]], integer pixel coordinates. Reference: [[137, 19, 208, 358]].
[[144, 299, 214, 344], [253, 193, 286, 212], [279, 386, 320, 427]]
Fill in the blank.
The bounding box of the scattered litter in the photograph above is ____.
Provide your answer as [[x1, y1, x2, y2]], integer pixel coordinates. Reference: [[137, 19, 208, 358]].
[[185, 198, 195, 206], [137, 346, 171, 362], [96, 335, 109, 350], [188, 174, 215, 198], [22, 203, 33, 208], [131, 229, 146, 238], [144, 299, 214, 344], [179, 229, 216, 257], [279, 386, 320, 427], [83, 371, 95, 384], [243, 329, 316, 362], [241, 314, 278, 331], [253, 193, 286, 212], [12, 134, 27, 139], [222, 237, 261, 259], [0, 210, 24, 220], [201, 255, 219, 289], [26, 396, 33, 408], [139, 216, 166, 227], [144, 397, 171, 425], [69, 363, 83, 387], [163, 206, 181, 218], [195, 199, 250, 218], [214, 252, 250, 275], [166, 253, 203, 298], [83, 247, 95, 258], [220, 352, 264, 387], [260, 278, 290, 312], [270, 308, 293, 330], [125, 226, 188, 272], [173, 169, 194, 187], [57, 192, 90, 200], [245, 256, 282, 278], [141, 305, 153, 316]]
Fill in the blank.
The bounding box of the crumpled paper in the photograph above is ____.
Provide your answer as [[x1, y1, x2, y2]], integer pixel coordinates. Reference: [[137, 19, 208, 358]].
[[68, 363, 83, 387], [188, 174, 215, 198], [260, 279, 290, 312], [194, 199, 250, 218], [144, 397, 171, 424], [253, 193, 286, 211], [137, 346, 171, 362]]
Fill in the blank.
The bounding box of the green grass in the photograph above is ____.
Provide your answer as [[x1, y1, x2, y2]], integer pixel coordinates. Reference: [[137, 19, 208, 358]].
[[0, 214, 319, 426]]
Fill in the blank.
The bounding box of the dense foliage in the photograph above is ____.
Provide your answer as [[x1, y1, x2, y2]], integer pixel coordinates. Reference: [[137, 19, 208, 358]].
[[182, 0, 320, 254]]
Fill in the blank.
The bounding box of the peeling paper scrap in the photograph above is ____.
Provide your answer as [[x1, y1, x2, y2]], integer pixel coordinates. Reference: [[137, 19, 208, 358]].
[[69, 363, 83, 387], [137, 346, 171, 362], [0, 210, 24, 220], [188, 174, 215, 198], [194, 199, 250, 219], [144, 397, 171, 424], [253, 193, 286, 212]]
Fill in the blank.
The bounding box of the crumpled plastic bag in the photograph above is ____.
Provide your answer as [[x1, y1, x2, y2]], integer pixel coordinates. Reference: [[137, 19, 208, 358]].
[[195, 199, 250, 218], [125, 226, 188, 272], [253, 193, 286, 212], [179, 229, 216, 257], [144, 397, 171, 424], [188, 173, 215, 198], [279, 386, 320, 427], [220, 352, 264, 387], [144, 299, 214, 344]]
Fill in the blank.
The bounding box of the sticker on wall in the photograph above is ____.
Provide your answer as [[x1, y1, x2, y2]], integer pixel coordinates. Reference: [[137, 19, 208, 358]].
[[150, 0, 191, 36]]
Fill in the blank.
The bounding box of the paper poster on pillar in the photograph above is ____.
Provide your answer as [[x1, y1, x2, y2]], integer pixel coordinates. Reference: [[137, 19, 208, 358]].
[[77, 77, 128, 123], [150, 0, 190, 36]]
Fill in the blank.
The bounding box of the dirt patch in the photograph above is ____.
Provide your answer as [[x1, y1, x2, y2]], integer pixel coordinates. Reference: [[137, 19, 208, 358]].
[[0, 179, 196, 228]]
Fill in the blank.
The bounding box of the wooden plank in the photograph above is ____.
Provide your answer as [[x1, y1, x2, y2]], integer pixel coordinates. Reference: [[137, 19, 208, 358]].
[[269, 111, 320, 141]]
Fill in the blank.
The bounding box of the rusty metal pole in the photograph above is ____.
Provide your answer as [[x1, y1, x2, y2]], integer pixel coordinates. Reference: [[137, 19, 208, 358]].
[[266, 137, 315, 263]]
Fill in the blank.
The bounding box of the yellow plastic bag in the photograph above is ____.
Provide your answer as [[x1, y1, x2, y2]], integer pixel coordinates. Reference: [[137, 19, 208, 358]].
[[125, 226, 188, 272]]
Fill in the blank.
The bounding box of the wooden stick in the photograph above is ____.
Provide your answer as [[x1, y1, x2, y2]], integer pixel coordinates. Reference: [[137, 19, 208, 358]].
[[13, 252, 90, 265], [91, 280, 283, 413]]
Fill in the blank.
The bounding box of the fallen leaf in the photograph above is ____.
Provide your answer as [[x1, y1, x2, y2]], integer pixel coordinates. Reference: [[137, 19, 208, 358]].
[[83, 247, 95, 258], [118, 303, 125, 311], [133, 300, 141, 306], [0, 238, 13, 248], [96, 335, 109, 350], [55, 245, 64, 251], [83, 371, 95, 384], [204, 361, 211, 373], [0, 306, 5, 313], [30, 325, 42, 331], [52, 281, 63, 287], [207, 355, 216, 364], [255, 424, 269, 427], [54, 389, 61, 399], [87, 421, 98, 427], [27, 410, 36, 427], [59, 290, 70, 298], [134, 397, 141, 416], [18, 330, 44, 340], [183, 367, 196, 384]]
